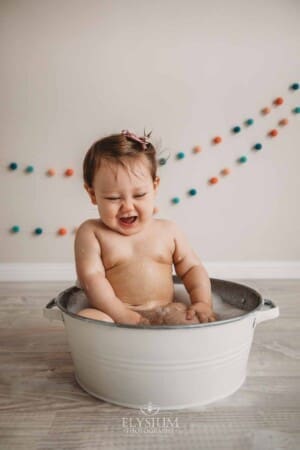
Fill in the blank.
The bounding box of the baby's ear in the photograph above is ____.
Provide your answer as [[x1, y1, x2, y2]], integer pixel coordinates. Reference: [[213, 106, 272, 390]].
[[153, 176, 160, 191], [84, 183, 97, 205]]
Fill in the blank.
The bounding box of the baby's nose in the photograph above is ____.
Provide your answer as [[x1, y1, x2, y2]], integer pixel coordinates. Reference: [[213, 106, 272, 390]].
[[121, 198, 135, 211]]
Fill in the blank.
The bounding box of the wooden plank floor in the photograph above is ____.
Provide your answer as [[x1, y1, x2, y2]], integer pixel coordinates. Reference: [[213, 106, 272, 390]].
[[0, 279, 299, 450]]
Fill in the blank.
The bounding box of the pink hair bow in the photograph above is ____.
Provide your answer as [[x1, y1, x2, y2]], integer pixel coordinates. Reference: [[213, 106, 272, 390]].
[[121, 129, 152, 151]]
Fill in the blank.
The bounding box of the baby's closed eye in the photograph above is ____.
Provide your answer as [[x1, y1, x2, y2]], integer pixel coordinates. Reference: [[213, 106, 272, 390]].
[[104, 193, 147, 201], [134, 193, 147, 198]]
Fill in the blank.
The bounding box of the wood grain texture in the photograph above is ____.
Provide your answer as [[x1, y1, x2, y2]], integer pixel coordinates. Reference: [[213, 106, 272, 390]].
[[0, 280, 299, 449]]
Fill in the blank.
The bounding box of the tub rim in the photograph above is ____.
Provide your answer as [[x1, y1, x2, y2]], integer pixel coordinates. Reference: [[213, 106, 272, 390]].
[[48, 276, 265, 330]]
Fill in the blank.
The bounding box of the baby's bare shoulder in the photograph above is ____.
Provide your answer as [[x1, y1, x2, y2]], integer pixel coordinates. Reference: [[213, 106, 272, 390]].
[[75, 219, 103, 244], [154, 218, 179, 235], [154, 218, 176, 230], [76, 219, 103, 234]]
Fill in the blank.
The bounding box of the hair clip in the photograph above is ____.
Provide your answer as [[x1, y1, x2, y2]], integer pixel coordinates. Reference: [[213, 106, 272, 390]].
[[121, 129, 152, 151]]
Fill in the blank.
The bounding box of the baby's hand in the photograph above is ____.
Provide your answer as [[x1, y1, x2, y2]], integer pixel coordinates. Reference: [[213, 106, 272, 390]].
[[186, 302, 217, 323], [116, 310, 150, 326], [128, 310, 151, 326], [136, 315, 151, 326]]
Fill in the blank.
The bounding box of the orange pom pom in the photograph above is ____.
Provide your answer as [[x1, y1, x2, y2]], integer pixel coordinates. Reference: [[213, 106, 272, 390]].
[[47, 168, 56, 176], [220, 168, 231, 176], [269, 129, 278, 137], [279, 118, 288, 126], [274, 97, 284, 106], [261, 107, 271, 115], [193, 145, 202, 153], [213, 136, 222, 144], [209, 177, 219, 184], [65, 168, 74, 177], [58, 228, 68, 236]]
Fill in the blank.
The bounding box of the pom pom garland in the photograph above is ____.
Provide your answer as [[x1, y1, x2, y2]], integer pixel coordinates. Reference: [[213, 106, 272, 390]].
[[238, 156, 248, 164], [193, 146, 202, 153], [232, 126, 241, 133], [213, 136, 222, 144], [220, 168, 231, 176], [8, 226, 77, 236], [64, 168, 74, 177], [3, 83, 299, 215], [261, 107, 271, 115], [5, 164, 77, 177], [9, 162, 18, 170], [159, 158, 167, 166], [46, 168, 56, 176], [279, 118, 289, 126], [58, 228, 68, 236], [25, 165, 34, 173], [269, 129, 278, 137], [274, 97, 284, 106]]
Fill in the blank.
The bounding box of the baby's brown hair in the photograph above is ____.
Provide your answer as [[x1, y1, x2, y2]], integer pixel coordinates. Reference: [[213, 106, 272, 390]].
[[83, 130, 158, 188]]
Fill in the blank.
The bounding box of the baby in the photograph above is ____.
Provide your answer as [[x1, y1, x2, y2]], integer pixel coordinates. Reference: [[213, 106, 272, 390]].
[[75, 129, 216, 326]]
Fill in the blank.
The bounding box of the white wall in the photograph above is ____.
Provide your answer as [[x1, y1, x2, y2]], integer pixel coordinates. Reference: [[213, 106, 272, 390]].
[[0, 0, 299, 269]]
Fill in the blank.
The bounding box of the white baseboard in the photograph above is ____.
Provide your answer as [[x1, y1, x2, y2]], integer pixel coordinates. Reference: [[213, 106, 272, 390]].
[[0, 262, 299, 281], [205, 261, 300, 280], [0, 263, 77, 282]]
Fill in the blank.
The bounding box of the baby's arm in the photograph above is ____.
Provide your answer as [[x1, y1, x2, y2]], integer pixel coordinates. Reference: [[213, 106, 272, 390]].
[[74, 221, 147, 325], [171, 222, 216, 322]]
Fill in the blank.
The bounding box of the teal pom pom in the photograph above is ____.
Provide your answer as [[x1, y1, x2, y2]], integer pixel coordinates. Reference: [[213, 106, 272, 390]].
[[159, 158, 167, 166], [25, 165, 34, 173], [254, 143, 262, 150], [238, 156, 248, 163], [293, 106, 300, 114], [245, 118, 254, 126], [171, 197, 180, 204], [9, 162, 18, 170], [34, 227, 43, 235], [291, 83, 299, 90], [176, 152, 185, 159], [11, 225, 20, 233], [188, 188, 197, 196], [232, 126, 241, 133]]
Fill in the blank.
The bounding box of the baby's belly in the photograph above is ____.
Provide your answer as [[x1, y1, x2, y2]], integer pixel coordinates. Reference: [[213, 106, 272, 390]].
[[106, 261, 174, 310]]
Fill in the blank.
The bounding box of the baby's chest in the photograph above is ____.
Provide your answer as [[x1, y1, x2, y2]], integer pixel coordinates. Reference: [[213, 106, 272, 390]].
[[100, 235, 174, 270]]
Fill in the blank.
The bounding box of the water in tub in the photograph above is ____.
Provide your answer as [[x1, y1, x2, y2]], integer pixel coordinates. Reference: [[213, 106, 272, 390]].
[[67, 283, 247, 323]]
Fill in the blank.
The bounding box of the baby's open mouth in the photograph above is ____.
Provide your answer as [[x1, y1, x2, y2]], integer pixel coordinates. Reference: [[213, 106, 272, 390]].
[[119, 216, 138, 225]]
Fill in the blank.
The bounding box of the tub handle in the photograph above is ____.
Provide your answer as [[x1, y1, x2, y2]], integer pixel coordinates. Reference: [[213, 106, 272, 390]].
[[43, 298, 63, 322], [255, 299, 279, 325]]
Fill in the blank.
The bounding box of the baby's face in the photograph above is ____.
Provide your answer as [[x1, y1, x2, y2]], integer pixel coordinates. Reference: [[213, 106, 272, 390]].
[[85, 156, 159, 235]]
